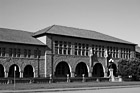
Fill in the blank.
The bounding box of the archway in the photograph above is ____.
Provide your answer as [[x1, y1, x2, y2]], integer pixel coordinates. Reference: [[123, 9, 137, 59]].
[[23, 65, 34, 78], [0, 64, 4, 77], [75, 62, 88, 77], [108, 62, 117, 76], [8, 64, 20, 78], [55, 62, 70, 77], [92, 63, 104, 77]]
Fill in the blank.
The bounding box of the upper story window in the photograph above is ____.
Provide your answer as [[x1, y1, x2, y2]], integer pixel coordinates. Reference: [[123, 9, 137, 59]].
[[34, 49, 41, 58], [120, 48, 131, 59], [2, 48, 6, 57], [55, 41, 72, 55], [28, 50, 31, 58], [0, 48, 1, 56], [9, 48, 12, 57], [92, 45, 104, 57], [24, 49, 27, 57], [74, 43, 89, 56], [13, 48, 17, 57], [34, 50, 37, 58], [17, 49, 21, 57], [107, 46, 119, 58]]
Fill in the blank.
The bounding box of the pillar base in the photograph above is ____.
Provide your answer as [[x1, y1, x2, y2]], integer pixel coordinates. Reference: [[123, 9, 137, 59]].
[[70, 72, 75, 77], [88, 72, 92, 77]]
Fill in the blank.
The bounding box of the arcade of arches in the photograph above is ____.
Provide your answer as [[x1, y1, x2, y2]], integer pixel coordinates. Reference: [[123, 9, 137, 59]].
[[0, 61, 118, 78], [0, 64, 34, 78], [54, 61, 117, 78]]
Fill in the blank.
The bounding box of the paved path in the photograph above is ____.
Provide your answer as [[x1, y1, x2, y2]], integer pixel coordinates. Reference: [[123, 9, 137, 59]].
[[49, 87, 140, 93], [0, 85, 140, 93]]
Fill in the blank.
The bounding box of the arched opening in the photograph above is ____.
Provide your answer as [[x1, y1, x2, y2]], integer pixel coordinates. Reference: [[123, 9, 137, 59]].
[[75, 62, 88, 77], [108, 62, 117, 77], [23, 65, 34, 78], [8, 64, 20, 78], [0, 64, 4, 78], [92, 63, 104, 77], [55, 62, 70, 77]]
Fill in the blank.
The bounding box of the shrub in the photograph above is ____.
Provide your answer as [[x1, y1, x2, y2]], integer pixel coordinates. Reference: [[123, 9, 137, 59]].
[[118, 58, 140, 81]]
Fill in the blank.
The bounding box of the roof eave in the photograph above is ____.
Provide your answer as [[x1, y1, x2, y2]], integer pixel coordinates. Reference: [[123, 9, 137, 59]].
[[47, 33, 137, 46]]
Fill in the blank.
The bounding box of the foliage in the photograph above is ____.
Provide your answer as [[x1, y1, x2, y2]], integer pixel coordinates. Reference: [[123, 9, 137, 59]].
[[118, 58, 140, 80]]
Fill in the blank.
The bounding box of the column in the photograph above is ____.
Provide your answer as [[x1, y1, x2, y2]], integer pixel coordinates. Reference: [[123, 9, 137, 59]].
[[70, 71, 75, 77], [20, 71, 23, 78], [88, 72, 92, 77], [4, 71, 8, 78], [34, 70, 36, 78]]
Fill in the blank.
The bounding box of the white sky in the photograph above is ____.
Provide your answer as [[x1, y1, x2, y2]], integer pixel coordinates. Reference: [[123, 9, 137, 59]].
[[0, 0, 140, 45]]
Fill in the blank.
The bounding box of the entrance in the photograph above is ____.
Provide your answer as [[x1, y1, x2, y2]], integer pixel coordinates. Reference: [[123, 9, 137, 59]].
[[75, 62, 88, 77], [8, 64, 20, 78], [55, 62, 70, 77], [0, 64, 4, 77], [92, 63, 104, 77], [23, 65, 34, 78]]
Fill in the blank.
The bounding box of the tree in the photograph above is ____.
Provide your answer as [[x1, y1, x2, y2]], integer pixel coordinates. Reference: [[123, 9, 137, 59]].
[[118, 58, 140, 80]]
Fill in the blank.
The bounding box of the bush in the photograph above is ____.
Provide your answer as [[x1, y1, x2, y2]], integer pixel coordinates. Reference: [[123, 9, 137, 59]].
[[118, 58, 140, 81]]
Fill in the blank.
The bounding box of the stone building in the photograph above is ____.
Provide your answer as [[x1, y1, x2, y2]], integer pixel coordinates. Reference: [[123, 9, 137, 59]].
[[0, 28, 46, 78], [0, 25, 137, 78]]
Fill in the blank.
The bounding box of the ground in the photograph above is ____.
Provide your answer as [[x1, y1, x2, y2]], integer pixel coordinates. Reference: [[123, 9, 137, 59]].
[[0, 81, 140, 90]]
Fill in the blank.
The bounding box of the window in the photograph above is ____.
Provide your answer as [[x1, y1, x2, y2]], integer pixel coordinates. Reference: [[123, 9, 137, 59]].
[[9, 48, 12, 57], [75, 43, 78, 55], [13, 48, 16, 57], [59, 41, 63, 54], [28, 50, 31, 58], [34, 50, 37, 58], [102, 46, 104, 57], [82, 44, 85, 56], [78, 43, 81, 55], [2, 48, 5, 57], [85, 44, 89, 56], [0, 48, 1, 56], [24, 49, 27, 57], [68, 42, 71, 55], [17, 49, 21, 57], [55, 41, 72, 55], [116, 48, 118, 58], [63, 42, 67, 55]]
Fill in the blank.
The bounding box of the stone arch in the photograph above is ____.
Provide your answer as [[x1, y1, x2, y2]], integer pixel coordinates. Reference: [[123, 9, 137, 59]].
[[92, 63, 104, 77], [75, 62, 88, 77], [0, 64, 4, 77], [8, 64, 20, 78], [108, 62, 117, 76], [54, 61, 71, 77], [23, 65, 34, 78]]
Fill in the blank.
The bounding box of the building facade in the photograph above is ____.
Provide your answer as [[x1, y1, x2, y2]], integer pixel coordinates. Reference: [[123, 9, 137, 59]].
[[0, 25, 137, 78]]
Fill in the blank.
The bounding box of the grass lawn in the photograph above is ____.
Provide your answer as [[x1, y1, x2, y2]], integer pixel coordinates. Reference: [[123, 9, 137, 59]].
[[0, 81, 140, 90]]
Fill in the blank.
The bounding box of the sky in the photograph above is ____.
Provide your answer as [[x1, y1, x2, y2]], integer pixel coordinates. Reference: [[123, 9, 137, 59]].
[[0, 0, 140, 45]]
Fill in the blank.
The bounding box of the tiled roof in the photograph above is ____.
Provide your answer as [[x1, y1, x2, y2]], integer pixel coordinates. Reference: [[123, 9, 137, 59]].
[[0, 28, 45, 45], [34, 25, 136, 45]]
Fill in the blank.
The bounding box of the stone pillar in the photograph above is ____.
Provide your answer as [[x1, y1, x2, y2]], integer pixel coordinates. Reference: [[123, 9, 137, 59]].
[[34, 71, 36, 78], [70, 71, 75, 77], [104, 54, 108, 77], [20, 71, 23, 78], [88, 72, 92, 77], [104, 72, 108, 77], [4, 71, 8, 78]]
